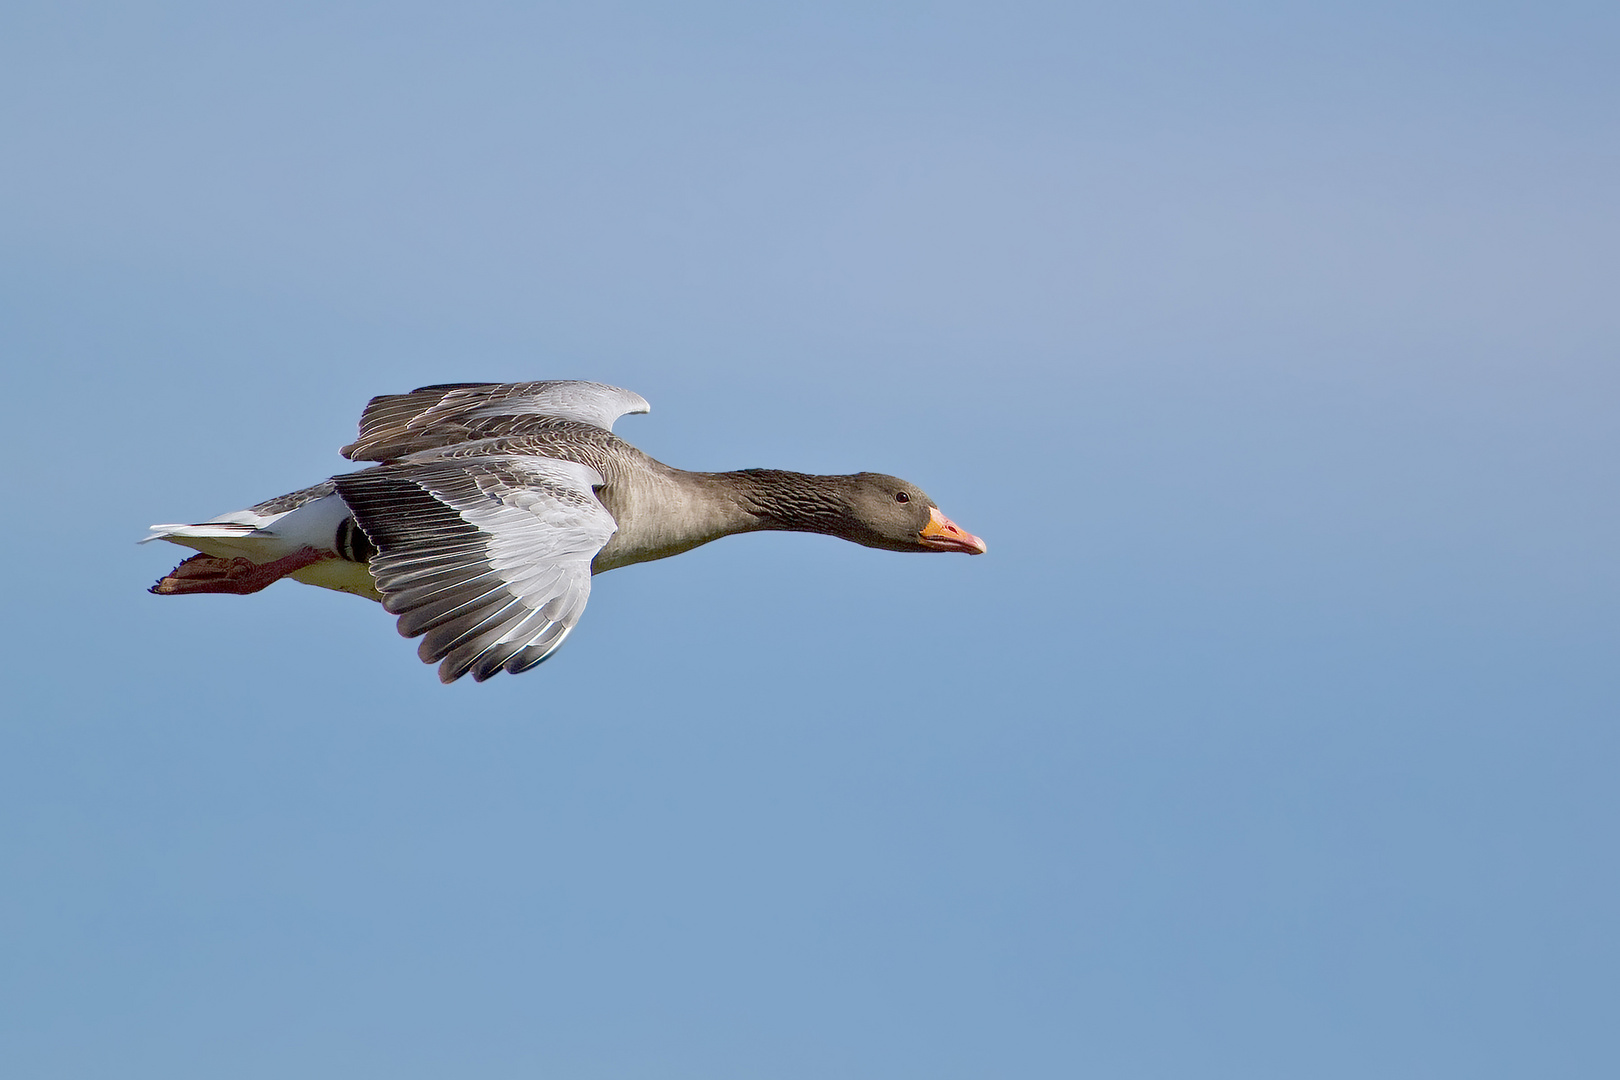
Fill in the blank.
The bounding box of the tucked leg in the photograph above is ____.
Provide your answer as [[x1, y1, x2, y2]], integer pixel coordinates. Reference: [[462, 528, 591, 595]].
[[150, 547, 332, 596]]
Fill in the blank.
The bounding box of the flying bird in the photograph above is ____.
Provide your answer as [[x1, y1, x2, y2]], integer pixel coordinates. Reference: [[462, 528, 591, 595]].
[[146, 380, 986, 682]]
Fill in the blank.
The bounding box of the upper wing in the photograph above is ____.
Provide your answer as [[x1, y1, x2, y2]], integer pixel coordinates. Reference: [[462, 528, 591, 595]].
[[341, 380, 650, 462], [332, 455, 618, 683]]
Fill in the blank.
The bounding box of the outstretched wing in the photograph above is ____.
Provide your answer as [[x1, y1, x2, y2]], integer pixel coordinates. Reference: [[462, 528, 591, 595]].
[[342, 380, 650, 462], [333, 456, 617, 683]]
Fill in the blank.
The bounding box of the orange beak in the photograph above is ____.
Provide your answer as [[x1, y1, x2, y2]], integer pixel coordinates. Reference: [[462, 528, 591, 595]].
[[919, 506, 987, 554]]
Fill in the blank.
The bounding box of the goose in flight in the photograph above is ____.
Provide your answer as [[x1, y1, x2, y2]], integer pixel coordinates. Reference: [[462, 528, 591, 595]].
[[146, 380, 986, 683]]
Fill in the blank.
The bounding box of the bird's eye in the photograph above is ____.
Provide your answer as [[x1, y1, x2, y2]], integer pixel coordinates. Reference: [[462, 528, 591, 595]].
[[895, 491, 910, 503]]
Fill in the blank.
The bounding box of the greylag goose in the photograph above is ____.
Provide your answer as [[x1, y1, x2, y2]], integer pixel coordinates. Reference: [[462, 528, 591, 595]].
[[147, 380, 986, 683]]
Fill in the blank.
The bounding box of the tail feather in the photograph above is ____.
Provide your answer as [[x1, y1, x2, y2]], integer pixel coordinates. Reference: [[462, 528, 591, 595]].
[[142, 522, 263, 545]]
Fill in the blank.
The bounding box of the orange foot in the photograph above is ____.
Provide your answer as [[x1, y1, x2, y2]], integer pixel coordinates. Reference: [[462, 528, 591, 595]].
[[150, 546, 331, 596]]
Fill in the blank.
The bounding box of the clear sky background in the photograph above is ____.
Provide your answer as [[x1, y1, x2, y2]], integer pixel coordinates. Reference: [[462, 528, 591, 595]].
[[2, 2, 1617, 1077]]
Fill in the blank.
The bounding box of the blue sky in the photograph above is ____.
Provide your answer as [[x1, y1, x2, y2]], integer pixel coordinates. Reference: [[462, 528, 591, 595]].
[[2, 3, 1617, 1077]]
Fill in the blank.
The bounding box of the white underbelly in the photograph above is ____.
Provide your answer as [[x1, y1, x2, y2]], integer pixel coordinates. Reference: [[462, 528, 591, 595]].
[[289, 558, 383, 600]]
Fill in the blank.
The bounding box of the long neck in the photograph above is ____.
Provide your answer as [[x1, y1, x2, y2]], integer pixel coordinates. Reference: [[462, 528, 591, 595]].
[[703, 468, 858, 537], [590, 465, 856, 573]]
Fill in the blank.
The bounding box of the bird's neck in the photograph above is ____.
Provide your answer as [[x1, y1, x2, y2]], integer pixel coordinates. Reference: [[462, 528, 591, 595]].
[[703, 468, 856, 536], [590, 465, 854, 573]]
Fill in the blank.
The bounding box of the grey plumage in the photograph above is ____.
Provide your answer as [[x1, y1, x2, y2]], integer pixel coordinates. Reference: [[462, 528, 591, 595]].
[[341, 380, 649, 463], [148, 379, 985, 683], [334, 455, 614, 682], [247, 480, 338, 517]]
